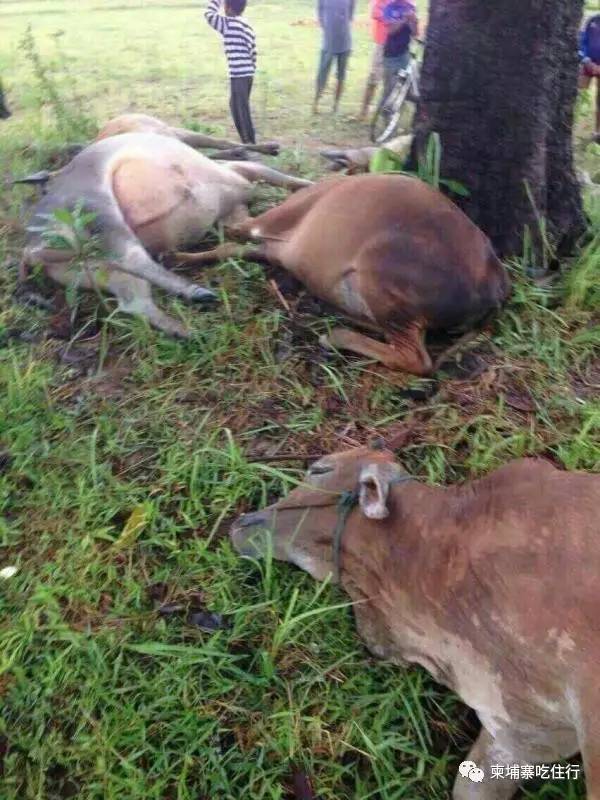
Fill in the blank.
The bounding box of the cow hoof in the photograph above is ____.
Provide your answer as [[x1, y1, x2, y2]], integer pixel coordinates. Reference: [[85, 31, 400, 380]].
[[172, 325, 191, 339], [189, 287, 218, 306]]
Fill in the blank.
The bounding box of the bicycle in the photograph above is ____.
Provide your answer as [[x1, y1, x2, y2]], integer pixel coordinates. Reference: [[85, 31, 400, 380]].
[[370, 46, 421, 145]]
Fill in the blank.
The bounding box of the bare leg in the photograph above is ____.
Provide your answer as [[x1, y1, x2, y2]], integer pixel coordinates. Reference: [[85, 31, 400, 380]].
[[333, 81, 344, 113], [360, 82, 377, 121], [321, 322, 432, 375], [314, 50, 333, 114], [333, 53, 348, 113], [224, 161, 312, 191]]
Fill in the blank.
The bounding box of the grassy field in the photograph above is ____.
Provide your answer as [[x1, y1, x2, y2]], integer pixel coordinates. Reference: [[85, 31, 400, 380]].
[[1, 1, 600, 798]]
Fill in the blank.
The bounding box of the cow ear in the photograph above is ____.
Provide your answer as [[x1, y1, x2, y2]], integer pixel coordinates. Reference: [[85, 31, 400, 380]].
[[358, 463, 394, 520]]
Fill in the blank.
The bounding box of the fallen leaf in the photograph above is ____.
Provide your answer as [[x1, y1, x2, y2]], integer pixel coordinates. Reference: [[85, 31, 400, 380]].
[[289, 764, 317, 800], [112, 505, 150, 550], [504, 391, 536, 413], [0, 566, 18, 580], [186, 610, 229, 632], [146, 582, 169, 604], [0, 736, 7, 777]]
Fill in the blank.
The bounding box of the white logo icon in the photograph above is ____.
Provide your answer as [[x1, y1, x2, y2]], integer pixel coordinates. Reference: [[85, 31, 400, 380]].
[[459, 760, 485, 782]]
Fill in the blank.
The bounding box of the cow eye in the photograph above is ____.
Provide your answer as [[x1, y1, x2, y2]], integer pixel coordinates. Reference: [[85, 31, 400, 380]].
[[309, 464, 333, 476]]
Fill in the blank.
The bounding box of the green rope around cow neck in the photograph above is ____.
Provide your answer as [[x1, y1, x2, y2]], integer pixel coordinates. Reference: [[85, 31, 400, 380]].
[[332, 474, 416, 583]]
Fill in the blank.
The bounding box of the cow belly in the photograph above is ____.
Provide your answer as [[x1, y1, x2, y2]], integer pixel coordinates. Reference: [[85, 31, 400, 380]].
[[277, 237, 356, 304], [112, 159, 223, 254]]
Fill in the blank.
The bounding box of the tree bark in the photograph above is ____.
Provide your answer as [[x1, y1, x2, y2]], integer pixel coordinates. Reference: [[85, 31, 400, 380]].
[[412, 0, 586, 259]]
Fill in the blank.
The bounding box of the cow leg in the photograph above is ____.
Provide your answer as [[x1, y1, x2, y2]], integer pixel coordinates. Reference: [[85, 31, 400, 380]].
[[172, 127, 243, 149], [321, 321, 432, 375], [224, 161, 312, 191], [453, 727, 522, 800], [45, 260, 189, 337], [172, 127, 279, 155], [108, 272, 189, 338], [116, 242, 217, 305], [173, 242, 268, 267], [576, 678, 600, 799], [583, 745, 600, 800], [222, 202, 250, 227], [320, 327, 432, 374]]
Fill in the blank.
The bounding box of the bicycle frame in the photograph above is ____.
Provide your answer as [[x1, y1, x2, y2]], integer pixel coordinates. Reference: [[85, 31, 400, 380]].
[[395, 54, 420, 104], [371, 50, 421, 143]]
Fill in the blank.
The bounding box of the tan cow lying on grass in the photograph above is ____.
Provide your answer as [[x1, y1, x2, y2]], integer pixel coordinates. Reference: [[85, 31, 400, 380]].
[[320, 133, 413, 173], [20, 131, 311, 337], [178, 174, 510, 374], [231, 445, 600, 799]]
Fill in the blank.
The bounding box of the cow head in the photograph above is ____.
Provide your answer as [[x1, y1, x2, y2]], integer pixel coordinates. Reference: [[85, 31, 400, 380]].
[[230, 445, 410, 581]]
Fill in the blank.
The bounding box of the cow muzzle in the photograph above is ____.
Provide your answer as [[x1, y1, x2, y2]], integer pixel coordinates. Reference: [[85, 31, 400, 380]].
[[230, 510, 274, 557]]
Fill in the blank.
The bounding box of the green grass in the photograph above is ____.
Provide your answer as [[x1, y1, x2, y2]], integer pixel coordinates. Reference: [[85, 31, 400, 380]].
[[1, 1, 600, 798]]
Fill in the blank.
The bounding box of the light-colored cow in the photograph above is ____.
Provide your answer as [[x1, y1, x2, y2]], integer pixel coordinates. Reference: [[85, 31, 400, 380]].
[[20, 131, 311, 337]]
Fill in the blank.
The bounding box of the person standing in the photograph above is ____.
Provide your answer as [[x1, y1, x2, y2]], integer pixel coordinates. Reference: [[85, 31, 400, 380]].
[[0, 79, 10, 120], [580, 14, 600, 143], [313, 0, 355, 114], [205, 0, 257, 143], [359, 0, 389, 121], [381, 1, 418, 104]]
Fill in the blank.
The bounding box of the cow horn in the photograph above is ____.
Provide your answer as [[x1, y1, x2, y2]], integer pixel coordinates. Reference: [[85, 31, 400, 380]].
[[11, 170, 56, 186]]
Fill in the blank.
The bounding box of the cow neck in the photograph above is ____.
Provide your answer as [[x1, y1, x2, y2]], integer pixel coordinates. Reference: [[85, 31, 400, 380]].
[[332, 474, 417, 583]]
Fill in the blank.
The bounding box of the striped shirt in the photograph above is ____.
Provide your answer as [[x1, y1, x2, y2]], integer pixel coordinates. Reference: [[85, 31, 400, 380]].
[[205, 0, 257, 78]]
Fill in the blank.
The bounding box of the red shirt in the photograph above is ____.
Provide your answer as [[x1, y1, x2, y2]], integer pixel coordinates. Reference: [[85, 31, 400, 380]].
[[371, 0, 388, 45]]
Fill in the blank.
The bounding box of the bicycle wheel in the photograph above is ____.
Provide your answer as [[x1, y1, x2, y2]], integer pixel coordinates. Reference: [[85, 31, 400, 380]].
[[370, 75, 411, 144]]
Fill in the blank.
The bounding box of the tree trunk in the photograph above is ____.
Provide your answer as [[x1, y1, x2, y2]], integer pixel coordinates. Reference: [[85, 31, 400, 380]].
[[412, 0, 586, 259]]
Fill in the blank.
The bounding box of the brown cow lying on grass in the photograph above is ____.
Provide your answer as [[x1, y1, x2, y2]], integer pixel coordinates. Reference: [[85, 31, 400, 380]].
[[231, 445, 600, 799], [178, 174, 510, 374]]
